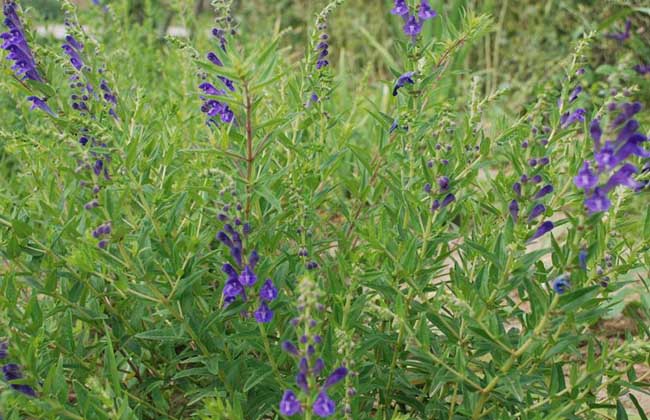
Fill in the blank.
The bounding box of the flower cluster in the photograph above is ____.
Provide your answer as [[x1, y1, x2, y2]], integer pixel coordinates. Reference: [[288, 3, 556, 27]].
[[425, 172, 455, 213], [0, 341, 36, 397], [315, 22, 329, 70], [199, 2, 236, 126], [216, 202, 278, 323], [634, 63, 650, 75], [510, 129, 556, 242], [574, 102, 649, 213], [279, 277, 348, 417], [60, 15, 118, 249], [391, 0, 437, 40], [559, 84, 586, 129], [1, 2, 42, 82]]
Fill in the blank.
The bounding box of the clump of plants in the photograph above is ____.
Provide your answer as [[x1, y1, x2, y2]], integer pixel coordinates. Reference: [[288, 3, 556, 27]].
[[0, 0, 649, 419]]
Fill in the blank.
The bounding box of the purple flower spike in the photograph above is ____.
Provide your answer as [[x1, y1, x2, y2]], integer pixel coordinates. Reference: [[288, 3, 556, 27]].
[[403, 15, 423, 38], [253, 301, 273, 323], [259, 279, 278, 301], [392, 71, 415, 96], [313, 392, 336, 418], [239, 265, 257, 287], [418, 0, 437, 20], [574, 161, 598, 190], [528, 221, 554, 242], [509, 200, 519, 222], [534, 184, 554, 199], [324, 366, 348, 389], [527, 204, 546, 223], [279, 390, 301, 416], [391, 0, 409, 16], [584, 188, 611, 214]]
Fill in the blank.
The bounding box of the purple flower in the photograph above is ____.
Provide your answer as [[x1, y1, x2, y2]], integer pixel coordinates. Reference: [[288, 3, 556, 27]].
[[604, 163, 642, 192], [634, 63, 650, 75], [606, 19, 631, 42], [528, 221, 554, 242], [1, 3, 42, 81], [207, 52, 223, 66], [418, 0, 437, 20], [2, 363, 36, 397], [534, 184, 553, 199], [584, 187, 611, 213], [391, 0, 409, 16], [0, 341, 7, 360], [253, 301, 273, 323], [282, 341, 299, 355], [441, 193, 455, 208], [223, 278, 244, 298], [527, 204, 545, 223], [509, 200, 519, 222], [560, 108, 586, 128], [590, 119, 602, 150], [513, 182, 522, 197], [551, 276, 570, 294], [296, 372, 309, 393], [239, 265, 257, 287], [313, 358, 325, 376], [579, 249, 588, 270], [26, 96, 56, 117], [279, 390, 301, 416], [323, 367, 348, 389], [62, 40, 83, 70], [568, 86, 582, 103], [316, 59, 329, 70], [199, 82, 225, 96], [218, 76, 235, 92], [313, 392, 336, 418], [259, 279, 278, 301], [392, 71, 415, 96], [574, 161, 598, 190], [403, 15, 423, 38], [437, 176, 450, 191]]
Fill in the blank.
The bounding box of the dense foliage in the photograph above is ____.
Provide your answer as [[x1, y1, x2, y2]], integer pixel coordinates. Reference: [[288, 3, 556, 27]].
[[1, 0, 650, 419]]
